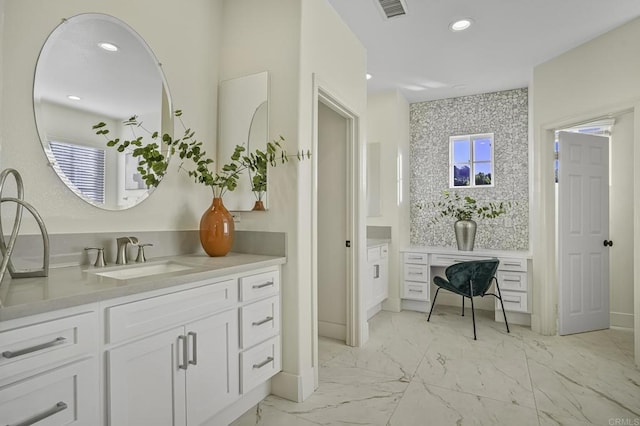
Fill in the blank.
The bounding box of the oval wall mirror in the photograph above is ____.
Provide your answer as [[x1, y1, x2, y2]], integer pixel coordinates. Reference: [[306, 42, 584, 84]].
[[33, 13, 173, 210]]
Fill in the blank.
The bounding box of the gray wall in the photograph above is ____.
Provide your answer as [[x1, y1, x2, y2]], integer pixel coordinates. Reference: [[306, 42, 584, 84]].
[[409, 88, 529, 251]]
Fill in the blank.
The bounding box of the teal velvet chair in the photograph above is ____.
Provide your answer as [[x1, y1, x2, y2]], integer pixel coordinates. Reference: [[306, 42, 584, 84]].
[[427, 259, 509, 340]]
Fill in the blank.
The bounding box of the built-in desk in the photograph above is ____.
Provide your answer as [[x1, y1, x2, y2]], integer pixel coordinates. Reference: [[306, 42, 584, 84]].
[[400, 247, 532, 326]]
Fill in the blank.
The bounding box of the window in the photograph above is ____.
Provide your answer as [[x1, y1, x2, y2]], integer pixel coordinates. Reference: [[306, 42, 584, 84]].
[[449, 133, 494, 188], [49, 141, 105, 204]]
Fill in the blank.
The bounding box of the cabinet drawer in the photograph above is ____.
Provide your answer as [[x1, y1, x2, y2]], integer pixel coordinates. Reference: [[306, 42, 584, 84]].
[[404, 264, 428, 282], [498, 271, 527, 292], [499, 291, 528, 313], [107, 279, 236, 344], [380, 244, 388, 258], [240, 335, 281, 393], [431, 253, 481, 267], [403, 252, 427, 264], [367, 247, 380, 262], [0, 311, 96, 383], [240, 270, 280, 302], [240, 296, 280, 349], [0, 357, 97, 425], [403, 282, 429, 301], [498, 257, 527, 272]]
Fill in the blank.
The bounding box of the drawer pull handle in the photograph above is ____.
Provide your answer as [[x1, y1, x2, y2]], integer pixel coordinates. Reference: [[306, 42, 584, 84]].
[[504, 297, 521, 303], [408, 272, 423, 275], [8, 401, 67, 426], [253, 356, 274, 369], [407, 256, 423, 260], [504, 262, 521, 267], [252, 316, 274, 326], [252, 281, 274, 289], [188, 332, 198, 366], [2, 337, 66, 359], [408, 289, 423, 293], [504, 278, 521, 282], [178, 335, 188, 370]]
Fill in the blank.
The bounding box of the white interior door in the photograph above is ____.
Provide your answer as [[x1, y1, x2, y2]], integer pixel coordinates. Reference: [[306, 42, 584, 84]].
[[558, 131, 610, 335]]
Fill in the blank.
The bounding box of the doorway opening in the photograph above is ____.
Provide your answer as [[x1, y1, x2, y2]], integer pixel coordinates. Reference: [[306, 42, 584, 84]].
[[311, 80, 362, 390]]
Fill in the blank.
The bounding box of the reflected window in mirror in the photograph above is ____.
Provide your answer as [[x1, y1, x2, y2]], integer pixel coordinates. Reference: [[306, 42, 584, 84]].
[[449, 133, 494, 188], [33, 13, 173, 210], [49, 140, 105, 204]]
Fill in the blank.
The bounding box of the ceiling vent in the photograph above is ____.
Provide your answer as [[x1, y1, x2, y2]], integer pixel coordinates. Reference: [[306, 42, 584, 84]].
[[376, 0, 408, 19]]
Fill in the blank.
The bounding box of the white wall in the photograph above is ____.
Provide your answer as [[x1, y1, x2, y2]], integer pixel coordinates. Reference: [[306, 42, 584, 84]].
[[218, 0, 367, 401], [531, 16, 640, 365], [610, 111, 635, 328], [367, 90, 410, 313], [0, 0, 222, 233]]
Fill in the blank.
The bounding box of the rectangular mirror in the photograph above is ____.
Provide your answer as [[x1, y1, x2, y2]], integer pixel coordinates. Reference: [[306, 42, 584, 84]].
[[367, 142, 381, 217], [217, 71, 269, 211]]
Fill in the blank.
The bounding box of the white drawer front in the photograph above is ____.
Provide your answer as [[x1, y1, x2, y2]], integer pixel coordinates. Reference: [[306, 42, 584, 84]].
[[498, 257, 527, 272], [403, 282, 429, 301], [404, 264, 428, 282], [431, 253, 485, 267], [498, 271, 527, 292], [0, 357, 97, 426], [240, 296, 280, 349], [367, 247, 380, 262], [240, 270, 280, 302], [107, 279, 236, 344], [403, 252, 428, 264], [240, 335, 281, 393], [499, 291, 528, 313], [0, 311, 96, 383]]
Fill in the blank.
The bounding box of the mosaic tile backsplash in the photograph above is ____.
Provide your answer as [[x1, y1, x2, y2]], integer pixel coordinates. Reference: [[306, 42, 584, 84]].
[[410, 88, 529, 251]]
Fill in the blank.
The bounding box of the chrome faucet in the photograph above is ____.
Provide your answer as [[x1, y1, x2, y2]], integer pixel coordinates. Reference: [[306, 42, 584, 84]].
[[116, 236, 139, 265]]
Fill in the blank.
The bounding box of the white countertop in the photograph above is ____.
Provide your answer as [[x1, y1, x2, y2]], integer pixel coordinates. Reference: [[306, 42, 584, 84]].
[[367, 239, 390, 247], [400, 246, 531, 258], [0, 252, 286, 322]]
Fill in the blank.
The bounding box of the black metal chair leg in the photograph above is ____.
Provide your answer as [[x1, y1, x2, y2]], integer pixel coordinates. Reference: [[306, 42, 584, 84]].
[[494, 278, 510, 333], [461, 296, 465, 316], [427, 287, 441, 321], [469, 281, 477, 340]]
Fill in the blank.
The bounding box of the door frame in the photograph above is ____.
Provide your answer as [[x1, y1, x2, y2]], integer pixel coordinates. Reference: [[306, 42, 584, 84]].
[[310, 75, 364, 388], [534, 100, 640, 366]]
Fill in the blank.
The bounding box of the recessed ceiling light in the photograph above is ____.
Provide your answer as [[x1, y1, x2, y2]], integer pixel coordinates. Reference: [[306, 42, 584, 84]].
[[450, 18, 473, 32], [98, 42, 119, 52], [366, 73, 372, 80], [67, 95, 81, 101]]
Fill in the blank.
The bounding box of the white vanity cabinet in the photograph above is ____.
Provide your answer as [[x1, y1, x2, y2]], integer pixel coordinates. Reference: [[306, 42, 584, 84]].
[[0, 306, 99, 426], [104, 266, 282, 426], [400, 247, 532, 325], [366, 243, 389, 318]]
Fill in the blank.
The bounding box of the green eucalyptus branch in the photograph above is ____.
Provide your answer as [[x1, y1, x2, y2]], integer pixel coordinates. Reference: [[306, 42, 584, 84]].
[[429, 190, 512, 222]]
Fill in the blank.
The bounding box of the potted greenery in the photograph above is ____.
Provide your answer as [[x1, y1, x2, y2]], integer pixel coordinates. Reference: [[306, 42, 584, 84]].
[[93, 110, 291, 256], [429, 190, 511, 251]]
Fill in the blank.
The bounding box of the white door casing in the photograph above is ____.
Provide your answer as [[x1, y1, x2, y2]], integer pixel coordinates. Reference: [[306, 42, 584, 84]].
[[558, 131, 610, 335]]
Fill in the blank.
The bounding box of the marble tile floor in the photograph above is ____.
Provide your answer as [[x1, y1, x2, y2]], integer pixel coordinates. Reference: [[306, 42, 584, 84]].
[[233, 307, 639, 426]]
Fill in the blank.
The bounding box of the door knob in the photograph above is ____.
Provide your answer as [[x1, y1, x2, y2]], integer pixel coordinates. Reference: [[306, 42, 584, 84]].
[[603, 240, 613, 247]]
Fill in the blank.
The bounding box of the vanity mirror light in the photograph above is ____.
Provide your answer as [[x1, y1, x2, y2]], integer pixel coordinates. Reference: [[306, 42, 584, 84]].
[[33, 13, 173, 210], [217, 71, 269, 211]]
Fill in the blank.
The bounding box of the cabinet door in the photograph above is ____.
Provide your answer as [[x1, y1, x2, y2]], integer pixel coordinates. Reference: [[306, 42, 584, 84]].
[[185, 309, 238, 425], [374, 255, 389, 303], [108, 327, 186, 426]]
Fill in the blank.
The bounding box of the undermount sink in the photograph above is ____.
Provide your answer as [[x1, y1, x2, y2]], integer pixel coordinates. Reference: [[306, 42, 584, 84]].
[[91, 261, 194, 280]]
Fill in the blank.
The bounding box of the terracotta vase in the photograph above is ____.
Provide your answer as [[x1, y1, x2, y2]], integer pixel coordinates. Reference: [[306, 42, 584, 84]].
[[252, 200, 265, 211], [200, 197, 234, 257]]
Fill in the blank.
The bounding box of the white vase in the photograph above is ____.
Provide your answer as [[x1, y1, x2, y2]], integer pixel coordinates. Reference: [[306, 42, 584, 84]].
[[454, 219, 476, 251]]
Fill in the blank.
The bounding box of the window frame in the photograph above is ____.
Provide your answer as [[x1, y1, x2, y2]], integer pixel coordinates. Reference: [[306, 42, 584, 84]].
[[449, 132, 495, 188]]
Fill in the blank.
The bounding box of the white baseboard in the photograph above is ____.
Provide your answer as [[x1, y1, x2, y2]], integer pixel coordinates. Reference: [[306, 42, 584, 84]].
[[271, 367, 316, 402], [367, 303, 382, 319], [382, 296, 402, 312], [318, 320, 346, 341], [401, 299, 430, 312], [610, 311, 634, 329], [495, 310, 531, 327]]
